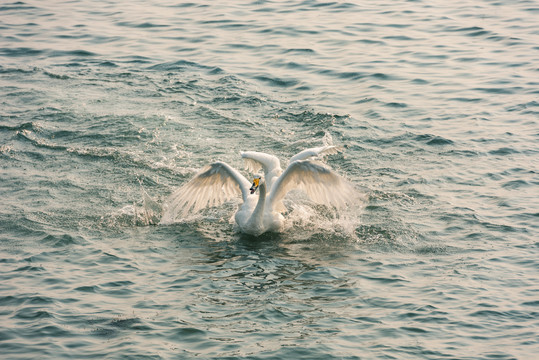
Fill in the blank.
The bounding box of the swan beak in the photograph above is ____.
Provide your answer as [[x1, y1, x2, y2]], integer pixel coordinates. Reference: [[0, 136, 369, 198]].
[[250, 178, 260, 194]]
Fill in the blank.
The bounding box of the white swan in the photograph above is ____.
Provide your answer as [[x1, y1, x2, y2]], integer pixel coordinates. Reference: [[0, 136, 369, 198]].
[[160, 145, 355, 236]]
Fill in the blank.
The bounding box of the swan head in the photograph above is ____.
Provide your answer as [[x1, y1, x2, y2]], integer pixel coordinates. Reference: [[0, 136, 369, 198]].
[[250, 175, 262, 194]]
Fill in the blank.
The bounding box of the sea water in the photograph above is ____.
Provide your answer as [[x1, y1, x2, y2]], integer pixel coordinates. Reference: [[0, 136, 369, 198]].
[[0, 1, 537, 358]]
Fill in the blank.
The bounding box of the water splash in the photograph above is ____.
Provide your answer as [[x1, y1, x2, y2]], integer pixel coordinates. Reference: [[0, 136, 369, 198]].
[[100, 185, 162, 228], [282, 192, 364, 241]]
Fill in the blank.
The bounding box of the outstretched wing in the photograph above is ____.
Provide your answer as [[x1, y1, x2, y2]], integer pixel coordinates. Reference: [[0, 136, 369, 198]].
[[269, 160, 353, 212], [289, 145, 343, 163], [241, 151, 281, 175], [160, 161, 250, 223], [241, 151, 283, 192]]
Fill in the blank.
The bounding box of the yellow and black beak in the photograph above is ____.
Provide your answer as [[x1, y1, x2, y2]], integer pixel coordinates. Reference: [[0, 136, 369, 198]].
[[250, 178, 260, 194]]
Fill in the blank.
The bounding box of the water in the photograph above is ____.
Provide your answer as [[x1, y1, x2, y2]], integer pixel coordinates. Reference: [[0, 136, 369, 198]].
[[1, 0, 538, 358]]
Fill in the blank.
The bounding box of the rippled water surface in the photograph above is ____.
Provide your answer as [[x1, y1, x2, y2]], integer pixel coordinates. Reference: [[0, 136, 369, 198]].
[[1, 0, 538, 358]]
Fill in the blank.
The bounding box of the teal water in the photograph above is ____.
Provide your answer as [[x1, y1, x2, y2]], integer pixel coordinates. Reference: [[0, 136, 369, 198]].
[[1, 0, 538, 358]]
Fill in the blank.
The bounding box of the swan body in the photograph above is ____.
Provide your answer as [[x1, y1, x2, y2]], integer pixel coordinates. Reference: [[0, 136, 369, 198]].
[[160, 145, 354, 236]]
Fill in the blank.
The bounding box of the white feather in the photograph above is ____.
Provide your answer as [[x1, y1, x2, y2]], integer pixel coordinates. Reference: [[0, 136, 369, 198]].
[[289, 145, 344, 163], [160, 162, 250, 223], [270, 160, 352, 211], [241, 151, 283, 190], [161, 147, 355, 235], [242, 157, 262, 174]]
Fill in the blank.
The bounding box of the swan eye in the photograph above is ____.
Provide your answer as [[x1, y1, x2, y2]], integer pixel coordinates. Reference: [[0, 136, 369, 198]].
[[250, 178, 260, 194]]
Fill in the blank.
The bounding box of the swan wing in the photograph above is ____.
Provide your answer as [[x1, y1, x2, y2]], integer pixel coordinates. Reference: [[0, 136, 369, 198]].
[[269, 160, 353, 212], [289, 145, 344, 163], [241, 150, 283, 186], [161, 161, 250, 223], [241, 151, 281, 174]]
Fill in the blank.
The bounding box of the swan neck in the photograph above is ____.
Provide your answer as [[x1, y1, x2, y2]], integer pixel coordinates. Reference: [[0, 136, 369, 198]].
[[252, 182, 266, 218]]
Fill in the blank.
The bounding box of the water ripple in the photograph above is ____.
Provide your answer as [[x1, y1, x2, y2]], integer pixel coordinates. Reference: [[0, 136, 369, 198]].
[[0, 0, 538, 358]]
